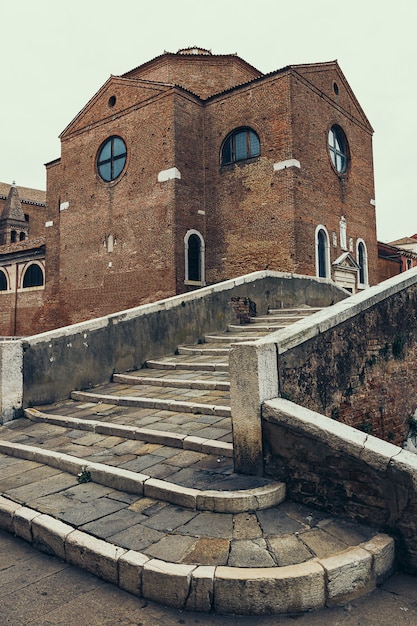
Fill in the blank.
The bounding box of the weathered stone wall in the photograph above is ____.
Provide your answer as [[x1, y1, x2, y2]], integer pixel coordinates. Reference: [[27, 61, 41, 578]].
[[278, 282, 417, 446], [262, 398, 417, 574]]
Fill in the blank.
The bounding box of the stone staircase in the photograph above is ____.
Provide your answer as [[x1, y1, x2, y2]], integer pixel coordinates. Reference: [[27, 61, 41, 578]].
[[0, 306, 395, 615]]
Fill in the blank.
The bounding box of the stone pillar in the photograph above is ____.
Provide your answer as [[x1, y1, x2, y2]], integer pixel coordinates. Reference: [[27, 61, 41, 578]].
[[230, 340, 279, 475], [0, 340, 23, 424]]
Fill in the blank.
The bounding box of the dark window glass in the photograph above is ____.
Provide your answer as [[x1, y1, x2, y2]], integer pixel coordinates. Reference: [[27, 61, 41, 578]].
[[19, 232, 26, 241], [328, 125, 348, 173], [97, 136, 127, 182], [10, 231, 16, 243], [221, 128, 260, 165], [188, 234, 201, 281], [358, 242, 365, 284], [23, 264, 44, 288], [318, 230, 328, 278], [0, 271, 7, 291]]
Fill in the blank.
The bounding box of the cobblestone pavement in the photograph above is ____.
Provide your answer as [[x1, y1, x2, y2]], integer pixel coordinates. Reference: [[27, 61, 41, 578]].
[[1, 530, 417, 626]]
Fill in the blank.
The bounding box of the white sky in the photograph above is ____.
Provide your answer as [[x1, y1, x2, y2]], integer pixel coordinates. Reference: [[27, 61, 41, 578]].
[[1, 0, 415, 242]]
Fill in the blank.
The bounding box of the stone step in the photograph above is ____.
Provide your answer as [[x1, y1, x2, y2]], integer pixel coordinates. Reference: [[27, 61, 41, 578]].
[[71, 390, 231, 417], [0, 461, 394, 614], [0, 419, 285, 513], [267, 307, 323, 316], [146, 357, 229, 371], [227, 323, 286, 333], [177, 344, 230, 356], [25, 407, 233, 457], [113, 372, 230, 391], [204, 332, 268, 343]]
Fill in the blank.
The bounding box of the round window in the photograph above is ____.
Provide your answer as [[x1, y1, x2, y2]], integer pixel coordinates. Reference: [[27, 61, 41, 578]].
[[96, 136, 127, 182], [328, 125, 348, 174]]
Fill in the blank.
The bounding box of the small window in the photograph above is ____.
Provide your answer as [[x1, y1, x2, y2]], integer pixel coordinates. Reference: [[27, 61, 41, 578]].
[[184, 230, 205, 285], [10, 230, 16, 243], [221, 128, 260, 165], [357, 239, 369, 287], [328, 125, 348, 173], [23, 264, 44, 288], [0, 270, 8, 291], [96, 136, 127, 182], [316, 226, 331, 279], [19, 232, 26, 241]]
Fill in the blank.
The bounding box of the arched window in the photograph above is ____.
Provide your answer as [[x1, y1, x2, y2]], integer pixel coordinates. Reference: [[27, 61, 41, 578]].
[[0, 270, 8, 291], [315, 226, 331, 279], [10, 230, 16, 243], [221, 128, 260, 165], [22, 263, 44, 288], [184, 230, 205, 285], [357, 239, 369, 287], [328, 125, 349, 173]]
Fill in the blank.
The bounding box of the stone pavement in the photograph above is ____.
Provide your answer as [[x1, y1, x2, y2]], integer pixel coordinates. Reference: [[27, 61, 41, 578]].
[[1, 530, 417, 625], [0, 307, 401, 614]]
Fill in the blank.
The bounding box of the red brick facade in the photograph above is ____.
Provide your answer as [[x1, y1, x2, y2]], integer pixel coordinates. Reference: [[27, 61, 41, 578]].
[[0, 48, 379, 334]]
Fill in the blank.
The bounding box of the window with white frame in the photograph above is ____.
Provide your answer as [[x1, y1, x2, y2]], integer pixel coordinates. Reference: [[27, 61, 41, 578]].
[[315, 225, 331, 279], [184, 230, 205, 285], [356, 239, 369, 287]]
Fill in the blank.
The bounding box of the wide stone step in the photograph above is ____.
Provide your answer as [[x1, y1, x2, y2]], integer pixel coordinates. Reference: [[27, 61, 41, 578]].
[[0, 465, 394, 614], [71, 390, 231, 417], [227, 323, 286, 333], [25, 407, 233, 457], [113, 372, 230, 391], [204, 332, 269, 344], [177, 344, 230, 356], [267, 307, 323, 316], [146, 357, 229, 371]]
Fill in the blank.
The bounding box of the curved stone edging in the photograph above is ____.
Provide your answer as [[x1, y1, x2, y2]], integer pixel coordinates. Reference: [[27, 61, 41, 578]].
[[0, 495, 395, 615], [24, 408, 233, 457], [0, 440, 285, 513]]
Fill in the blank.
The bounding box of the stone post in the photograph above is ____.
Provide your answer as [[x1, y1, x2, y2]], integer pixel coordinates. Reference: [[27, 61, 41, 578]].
[[0, 340, 24, 424], [230, 340, 279, 475]]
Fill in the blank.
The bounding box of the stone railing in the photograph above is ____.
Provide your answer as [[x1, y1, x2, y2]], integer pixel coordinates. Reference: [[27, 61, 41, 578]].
[[0, 271, 345, 423]]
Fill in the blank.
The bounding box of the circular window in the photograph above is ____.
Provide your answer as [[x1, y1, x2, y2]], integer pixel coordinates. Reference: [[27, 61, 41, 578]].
[[96, 136, 127, 182], [328, 125, 348, 173]]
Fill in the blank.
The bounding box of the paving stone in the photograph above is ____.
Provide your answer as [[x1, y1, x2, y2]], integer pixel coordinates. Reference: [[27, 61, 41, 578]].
[[59, 497, 127, 527], [181, 537, 230, 565], [228, 538, 276, 567], [140, 504, 198, 531], [0, 465, 63, 492], [107, 523, 164, 551], [6, 473, 77, 504], [299, 528, 348, 558], [233, 512, 262, 540], [177, 512, 233, 538], [256, 506, 305, 536], [317, 518, 375, 545], [80, 509, 143, 538], [268, 533, 313, 566], [143, 534, 198, 562]]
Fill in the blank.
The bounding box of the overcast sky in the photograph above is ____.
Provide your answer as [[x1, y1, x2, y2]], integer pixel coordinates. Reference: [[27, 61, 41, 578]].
[[1, 0, 415, 242]]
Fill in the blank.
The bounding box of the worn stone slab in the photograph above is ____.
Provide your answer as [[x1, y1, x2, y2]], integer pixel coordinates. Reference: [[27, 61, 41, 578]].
[[318, 546, 374, 606], [228, 539, 276, 567], [143, 478, 198, 509], [269, 534, 313, 566], [118, 549, 150, 596], [233, 512, 262, 540], [181, 537, 230, 566], [13, 506, 40, 542], [144, 535, 198, 562], [142, 559, 196, 609], [0, 496, 21, 532], [300, 528, 348, 558], [32, 514, 74, 560], [66, 530, 127, 584], [201, 440, 233, 458], [177, 511, 233, 539], [86, 463, 148, 494], [107, 524, 164, 552], [186, 565, 215, 612], [317, 518, 374, 546], [214, 561, 325, 614], [361, 533, 395, 584]]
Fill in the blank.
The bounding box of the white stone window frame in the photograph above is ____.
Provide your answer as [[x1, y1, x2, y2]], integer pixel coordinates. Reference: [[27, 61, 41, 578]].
[[184, 229, 205, 286], [356, 238, 369, 289], [315, 225, 331, 279]]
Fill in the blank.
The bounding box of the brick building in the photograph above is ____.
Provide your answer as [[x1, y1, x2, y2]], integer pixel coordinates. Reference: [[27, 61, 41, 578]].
[[0, 47, 378, 334]]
